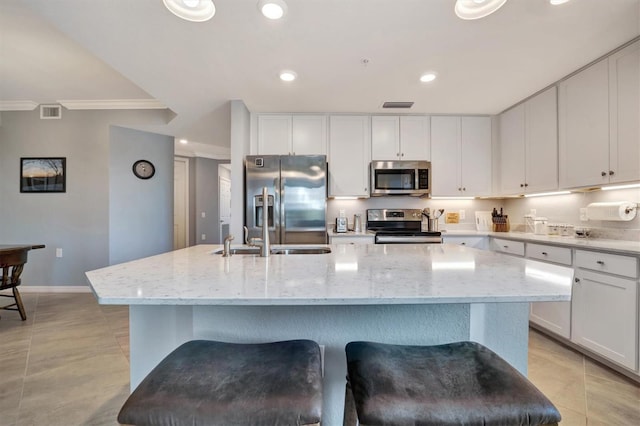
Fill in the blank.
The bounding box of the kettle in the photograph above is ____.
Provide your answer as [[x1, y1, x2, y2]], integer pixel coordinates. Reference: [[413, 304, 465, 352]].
[[354, 214, 362, 233]]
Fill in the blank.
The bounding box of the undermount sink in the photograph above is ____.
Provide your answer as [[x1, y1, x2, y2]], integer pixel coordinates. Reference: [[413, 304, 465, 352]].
[[214, 246, 331, 256]]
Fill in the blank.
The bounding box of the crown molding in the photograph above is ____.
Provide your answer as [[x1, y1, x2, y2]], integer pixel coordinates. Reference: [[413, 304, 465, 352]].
[[0, 100, 39, 111], [57, 99, 167, 110]]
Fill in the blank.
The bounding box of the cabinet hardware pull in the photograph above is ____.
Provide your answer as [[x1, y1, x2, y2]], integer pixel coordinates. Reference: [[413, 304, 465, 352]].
[[524, 183, 529, 187], [461, 242, 466, 245], [503, 245, 508, 248], [520, 183, 524, 187], [601, 171, 607, 177], [458, 187, 462, 191], [401, 153, 404, 157], [609, 170, 614, 175], [596, 260, 605, 265], [541, 252, 548, 255], [574, 277, 580, 283], [462, 187, 466, 191]]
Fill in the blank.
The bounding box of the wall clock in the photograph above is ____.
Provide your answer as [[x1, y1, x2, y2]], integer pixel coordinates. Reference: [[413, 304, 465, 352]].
[[132, 160, 155, 180]]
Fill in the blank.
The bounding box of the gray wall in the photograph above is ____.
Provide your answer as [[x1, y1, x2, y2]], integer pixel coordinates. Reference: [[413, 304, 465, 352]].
[[109, 126, 174, 265], [0, 109, 173, 286]]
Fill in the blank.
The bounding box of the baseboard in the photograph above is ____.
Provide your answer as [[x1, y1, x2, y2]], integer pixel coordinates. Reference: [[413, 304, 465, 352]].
[[18, 286, 92, 293]]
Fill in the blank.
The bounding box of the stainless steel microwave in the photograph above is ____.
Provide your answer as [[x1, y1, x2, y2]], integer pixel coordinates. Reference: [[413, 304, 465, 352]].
[[370, 160, 431, 196]]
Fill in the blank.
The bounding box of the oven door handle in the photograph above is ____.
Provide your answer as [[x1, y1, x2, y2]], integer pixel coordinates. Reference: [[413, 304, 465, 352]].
[[375, 235, 442, 244]]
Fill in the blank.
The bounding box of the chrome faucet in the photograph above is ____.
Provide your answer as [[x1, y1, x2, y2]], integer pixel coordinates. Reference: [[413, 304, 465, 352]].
[[245, 186, 270, 257], [222, 234, 234, 257]]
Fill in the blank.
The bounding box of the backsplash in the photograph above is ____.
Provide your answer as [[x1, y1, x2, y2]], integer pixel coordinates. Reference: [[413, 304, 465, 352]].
[[328, 187, 640, 242]]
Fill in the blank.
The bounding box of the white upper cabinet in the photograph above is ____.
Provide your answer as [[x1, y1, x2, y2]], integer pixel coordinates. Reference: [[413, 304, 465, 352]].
[[371, 116, 430, 161], [328, 115, 371, 198], [431, 116, 492, 197], [257, 114, 327, 155], [608, 40, 640, 184], [559, 40, 640, 189], [500, 86, 558, 195]]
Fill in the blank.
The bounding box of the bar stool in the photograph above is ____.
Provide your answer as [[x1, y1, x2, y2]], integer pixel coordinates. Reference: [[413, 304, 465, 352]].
[[118, 339, 323, 426], [344, 341, 561, 426], [0, 248, 29, 320]]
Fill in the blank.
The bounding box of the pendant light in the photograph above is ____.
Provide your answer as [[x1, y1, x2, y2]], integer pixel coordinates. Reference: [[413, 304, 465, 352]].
[[163, 0, 216, 22], [455, 0, 508, 20]]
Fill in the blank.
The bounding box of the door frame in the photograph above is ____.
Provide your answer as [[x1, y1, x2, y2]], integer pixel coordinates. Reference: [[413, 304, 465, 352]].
[[174, 157, 190, 249]]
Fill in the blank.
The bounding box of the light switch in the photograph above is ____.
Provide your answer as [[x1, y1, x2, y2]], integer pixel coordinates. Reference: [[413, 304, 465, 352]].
[[56, 248, 63, 258], [201, 212, 206, 218], [459, 210, 466, 220], [201, 234, 206, 240]]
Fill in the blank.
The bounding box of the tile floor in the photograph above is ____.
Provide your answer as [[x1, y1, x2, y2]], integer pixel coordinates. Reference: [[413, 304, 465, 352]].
[[1, 292, 639, 425]]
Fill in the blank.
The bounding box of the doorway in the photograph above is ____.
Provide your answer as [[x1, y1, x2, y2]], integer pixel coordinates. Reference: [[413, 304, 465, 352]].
[[218, 164, 231, 243], [174, 157, 189, 249]]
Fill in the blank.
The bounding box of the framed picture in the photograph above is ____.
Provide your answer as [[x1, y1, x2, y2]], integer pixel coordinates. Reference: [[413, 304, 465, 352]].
[[20, 157, 66, 193]]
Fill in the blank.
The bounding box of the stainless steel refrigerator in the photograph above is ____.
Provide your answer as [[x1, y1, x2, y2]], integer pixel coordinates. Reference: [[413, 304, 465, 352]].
[[245, 155, 327, 244]]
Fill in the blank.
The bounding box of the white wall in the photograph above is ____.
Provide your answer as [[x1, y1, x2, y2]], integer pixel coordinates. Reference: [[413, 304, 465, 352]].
[[230, 100, 251, 241]]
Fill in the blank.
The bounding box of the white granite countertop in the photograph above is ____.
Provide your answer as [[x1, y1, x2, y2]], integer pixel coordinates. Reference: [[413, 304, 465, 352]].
[[442, 230, 640, 255], [86, 244, 572, 306]]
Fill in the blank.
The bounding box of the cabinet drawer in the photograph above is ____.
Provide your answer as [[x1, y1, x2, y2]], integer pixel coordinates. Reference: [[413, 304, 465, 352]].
[[526, 243, 572, 265], [491, 238, 525, 256], [443, 236, 487, 249], [575, 250, 638, 278]]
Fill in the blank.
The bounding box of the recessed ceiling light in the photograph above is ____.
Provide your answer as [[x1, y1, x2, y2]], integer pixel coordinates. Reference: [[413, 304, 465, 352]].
[[279, 71, 297, 82], [163, 0, 216, 22], [420, 72, 437, 83], [549, 0, 570, 5], [454, 0, 507, 20], [179, 139, 188, 144], [258, 0, 287, 20]]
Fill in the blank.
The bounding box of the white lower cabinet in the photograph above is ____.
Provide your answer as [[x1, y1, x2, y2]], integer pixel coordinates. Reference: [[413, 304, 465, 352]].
[[527, 243, 572, 339], [571, 268, 638, 370], [571, 249, 639, 371], [442, 236, 488, 250]]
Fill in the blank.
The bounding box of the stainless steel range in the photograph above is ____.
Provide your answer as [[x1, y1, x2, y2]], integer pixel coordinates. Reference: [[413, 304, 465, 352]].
[[366, 209, 442, 244]]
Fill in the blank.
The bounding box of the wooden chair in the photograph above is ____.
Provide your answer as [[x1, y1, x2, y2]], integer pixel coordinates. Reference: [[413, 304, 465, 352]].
[[0, 248, 28, 320]]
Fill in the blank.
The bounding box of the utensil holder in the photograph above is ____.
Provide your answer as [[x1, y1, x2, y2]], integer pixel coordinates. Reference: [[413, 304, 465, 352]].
[[492, 216, 510, 232]]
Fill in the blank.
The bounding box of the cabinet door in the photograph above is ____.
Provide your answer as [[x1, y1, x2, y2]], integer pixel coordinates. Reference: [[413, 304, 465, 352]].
[[400, 116, 430, 161], [609, 40, 640, 184], [257, 115, 292, 155], [530, 302, 571, 339], [571, 269, 638, 370], [292, 115, 327, 156], [558, 59, 610, 188], [460, 116, 492, 197], [328, 116, 370, 197], [430, 116, 460, 196], [499, 104, 526, 195], [371, 116, 400, 160], [525, 86, 558, 193]]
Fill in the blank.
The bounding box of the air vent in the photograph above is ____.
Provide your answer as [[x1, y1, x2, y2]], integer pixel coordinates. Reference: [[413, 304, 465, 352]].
[[382, 101, 414, 109], [40, 104, 62, 119]]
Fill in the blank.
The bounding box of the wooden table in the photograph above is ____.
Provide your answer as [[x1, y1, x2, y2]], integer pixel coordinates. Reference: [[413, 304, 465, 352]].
[[0, 244, 45, 320]]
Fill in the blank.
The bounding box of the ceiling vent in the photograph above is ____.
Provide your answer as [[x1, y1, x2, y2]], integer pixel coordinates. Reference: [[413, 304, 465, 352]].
[[382, 101, 414, 109], [40, 104, 62, 119]]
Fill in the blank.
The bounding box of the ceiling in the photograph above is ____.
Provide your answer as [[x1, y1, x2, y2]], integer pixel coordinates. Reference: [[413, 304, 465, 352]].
[[1, 0, 639, 152]]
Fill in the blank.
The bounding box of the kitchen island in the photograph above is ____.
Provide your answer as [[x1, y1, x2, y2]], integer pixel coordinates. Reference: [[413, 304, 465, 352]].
[[86, 243, 572, 425]]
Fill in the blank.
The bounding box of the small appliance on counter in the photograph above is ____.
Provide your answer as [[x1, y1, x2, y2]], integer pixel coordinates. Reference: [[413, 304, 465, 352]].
[[335, 217, 348, 233]]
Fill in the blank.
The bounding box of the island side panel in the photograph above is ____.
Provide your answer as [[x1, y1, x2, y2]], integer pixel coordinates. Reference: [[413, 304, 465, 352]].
[[129, 305, 194, 391], [192, 304, 470, 426], [469, 302, 530, 375]]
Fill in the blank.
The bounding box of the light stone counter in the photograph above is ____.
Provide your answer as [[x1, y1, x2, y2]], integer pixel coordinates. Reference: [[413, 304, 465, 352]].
[[443, 230, 640, 255], [86, 243, 572, 305], [86, 243, 572, 426]]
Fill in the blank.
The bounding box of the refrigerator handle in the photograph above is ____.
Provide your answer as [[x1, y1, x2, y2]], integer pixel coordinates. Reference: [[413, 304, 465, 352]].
[[278, 177, 285, 235]]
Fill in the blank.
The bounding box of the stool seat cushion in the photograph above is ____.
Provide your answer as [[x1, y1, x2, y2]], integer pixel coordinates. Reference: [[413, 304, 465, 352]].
[[118, 339, 322, 426], [346, 341, 561, 426]]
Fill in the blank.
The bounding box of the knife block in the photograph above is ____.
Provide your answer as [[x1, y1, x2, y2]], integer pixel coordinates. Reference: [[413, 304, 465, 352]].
[[492, 216, 510, 232]]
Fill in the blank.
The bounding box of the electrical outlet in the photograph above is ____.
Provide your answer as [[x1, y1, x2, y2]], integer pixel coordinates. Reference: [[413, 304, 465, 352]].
[[201, 234, 206, 240], [530, 209, 537, 216], [55, 248, 63, 258], [201, 211, 206, 218], [580, 208, 588, 221], [459, 210, 466, 220]]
